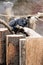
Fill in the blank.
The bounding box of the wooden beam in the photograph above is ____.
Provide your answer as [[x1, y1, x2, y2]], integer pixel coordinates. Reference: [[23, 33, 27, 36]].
[[19, 37, 43, 65], [19, 39, 26, 65], [0, 28, 8, 65], [26, 37, 43, 65], [6, 34, 24, 65]]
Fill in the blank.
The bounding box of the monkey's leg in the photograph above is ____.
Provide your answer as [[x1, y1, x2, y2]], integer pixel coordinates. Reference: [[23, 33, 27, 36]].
[[15, 25, 29, 36]]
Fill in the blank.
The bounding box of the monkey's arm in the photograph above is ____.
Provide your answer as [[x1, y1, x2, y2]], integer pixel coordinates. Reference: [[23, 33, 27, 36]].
[[0, 19, 14, 34]]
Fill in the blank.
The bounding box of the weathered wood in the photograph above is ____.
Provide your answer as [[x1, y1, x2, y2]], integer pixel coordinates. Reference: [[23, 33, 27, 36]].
[[6, 35, 24, 65], [19, 39, 26, 65], [19, 37, 43, 65], [26, 37, 43, 65], [0, 28, 8, 65]]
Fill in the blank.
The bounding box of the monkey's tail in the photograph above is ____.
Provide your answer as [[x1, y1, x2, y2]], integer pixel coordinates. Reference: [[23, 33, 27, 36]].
[[0, 19, 14, 34]]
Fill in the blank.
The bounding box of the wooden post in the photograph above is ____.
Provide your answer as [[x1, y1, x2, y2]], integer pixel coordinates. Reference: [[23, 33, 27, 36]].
[[0, 28, 8, 65], [6, 34, 24, 65], [19, 39, 26, 65], [19, 37, 43, 65], [26, 37, 43, 65]]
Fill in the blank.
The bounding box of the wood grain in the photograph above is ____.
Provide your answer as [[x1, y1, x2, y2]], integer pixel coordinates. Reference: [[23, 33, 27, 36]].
[[0, 28, 8, 64], [6, 35, 24, 65], [26, 37, 43, 65], [19, 37, 43, 65]]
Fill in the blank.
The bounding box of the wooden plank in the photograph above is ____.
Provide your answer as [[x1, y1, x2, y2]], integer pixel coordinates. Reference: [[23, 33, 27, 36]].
[[6, 35, 24, 65], [0, 28, 8, 65], [19, 39, 26, 65], [19, 37, 43, 65], [26, 37, 43, 65]]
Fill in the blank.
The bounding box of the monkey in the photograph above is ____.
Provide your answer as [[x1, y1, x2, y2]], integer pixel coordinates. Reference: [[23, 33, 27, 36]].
[[0, 18, 28, 36], [9, 17, 29, 36], [0, 12, 43, 36]]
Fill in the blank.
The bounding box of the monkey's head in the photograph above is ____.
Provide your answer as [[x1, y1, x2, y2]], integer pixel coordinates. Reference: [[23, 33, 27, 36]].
[[26, 16, 36, 30]]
